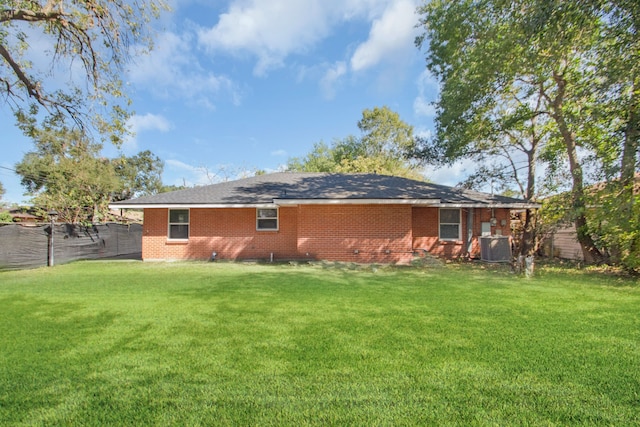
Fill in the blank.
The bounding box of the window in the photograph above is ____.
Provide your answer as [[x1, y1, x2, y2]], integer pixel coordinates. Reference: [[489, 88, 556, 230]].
[[481, 222, 491, 236], [257, 208, 278, 231], [439, 208, 460, 241], [168, 209, 189, 240]]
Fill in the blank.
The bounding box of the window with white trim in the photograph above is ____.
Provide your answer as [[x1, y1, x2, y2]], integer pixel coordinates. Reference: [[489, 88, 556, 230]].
[[439, 208, 460, 241], [257, 208, 278, 231], [168, 209, 189, 240]]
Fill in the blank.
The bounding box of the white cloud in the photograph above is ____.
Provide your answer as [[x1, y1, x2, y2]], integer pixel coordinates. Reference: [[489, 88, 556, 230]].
[[197, 0, 414, 76], [165, 159, 214, 186], [166, 159, 198, 171], [198, 0, 336, 75], [128, 31, 241, 106], [350, 0, 420, 72], [128, 113, 172, 134], [413, 97, 436, 117], [320, 61, 347, 99], [414, 69, 439, 118], [270, 149, 288, 157], [424, 159, 476, 187], [120, 113, 171, 154]]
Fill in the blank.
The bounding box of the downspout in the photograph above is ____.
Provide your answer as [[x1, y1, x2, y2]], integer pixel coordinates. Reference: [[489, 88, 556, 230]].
[[467, 208, 474, 256]]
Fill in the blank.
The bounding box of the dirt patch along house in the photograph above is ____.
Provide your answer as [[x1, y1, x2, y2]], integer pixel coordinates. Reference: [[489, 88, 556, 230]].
[[110, 172, 538, 264]]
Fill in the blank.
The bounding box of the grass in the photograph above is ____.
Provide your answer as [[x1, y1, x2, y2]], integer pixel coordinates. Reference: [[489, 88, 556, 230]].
[[0, 261, 638, 426]]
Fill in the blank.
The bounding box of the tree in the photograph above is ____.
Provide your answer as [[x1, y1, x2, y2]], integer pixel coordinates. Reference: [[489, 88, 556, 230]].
[[584, 1, 640, 270], [357, 106, 415, 161], [288, 106, 422, 179], [418, 75, 554, 259], [15, 117, 164, 223], [287, 141, 339, 173], [15, 123, 119, 223], [158, 184, 186, 193], [416, 0, 639, 265], [0, 181, 11, 223], [1, 0, 168, 144], [112, 150, 164, 201]]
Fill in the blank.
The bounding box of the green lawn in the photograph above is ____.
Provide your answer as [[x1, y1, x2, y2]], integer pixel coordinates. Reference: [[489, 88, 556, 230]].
[[0, 261, 638, 426]]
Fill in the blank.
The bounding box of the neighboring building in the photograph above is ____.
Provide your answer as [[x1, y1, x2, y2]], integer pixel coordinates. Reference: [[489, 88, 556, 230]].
[[110, 172, 539, 264], [541, 175, 640, 262], [542, 225, 585, 261], [2, 208, 43, 224]]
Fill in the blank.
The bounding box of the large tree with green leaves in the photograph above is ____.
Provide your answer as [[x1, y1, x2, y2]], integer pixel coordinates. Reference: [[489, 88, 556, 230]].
[[288, 106, 422, 179], [16, 124, 119, 223], [1, 0, 168, 143], [586, 1, 640, 269], [15, 117, 164, 223], [416, 0, 639, 266], [111, 150, 163, 201]]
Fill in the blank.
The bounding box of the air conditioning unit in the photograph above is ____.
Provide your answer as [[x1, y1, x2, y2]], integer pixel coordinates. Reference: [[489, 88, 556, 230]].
[[480, 236, 512, 262]]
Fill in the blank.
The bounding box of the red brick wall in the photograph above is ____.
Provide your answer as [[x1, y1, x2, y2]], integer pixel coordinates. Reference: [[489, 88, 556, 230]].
[[297, 205, 414, 264], [412, 207, 512, 259], [412, 207, 464, 258], [142, 205, 513, 263], [472, 207, 512, 256], [143, 207, 298, 261]]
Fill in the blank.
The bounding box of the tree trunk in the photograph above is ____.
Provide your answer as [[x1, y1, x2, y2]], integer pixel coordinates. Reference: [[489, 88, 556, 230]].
[[618, 78, 640, 269], [519, 147, 538, 258], [620, 78, 639, 217], [551, 70, 604, 264], [519, 209, 537, 257]]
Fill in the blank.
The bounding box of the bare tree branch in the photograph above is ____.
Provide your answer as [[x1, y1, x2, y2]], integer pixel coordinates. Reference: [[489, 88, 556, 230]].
[[1, 0, 168, 142], [0, 43, 47, 105]]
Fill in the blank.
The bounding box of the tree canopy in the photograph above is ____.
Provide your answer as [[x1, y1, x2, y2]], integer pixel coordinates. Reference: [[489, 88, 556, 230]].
[[416, 0, 639, 268], [287, 106, 422, 179], [15, 117, 164, 223], [111, 150, 163, 201], [1, 0, 168, 143]]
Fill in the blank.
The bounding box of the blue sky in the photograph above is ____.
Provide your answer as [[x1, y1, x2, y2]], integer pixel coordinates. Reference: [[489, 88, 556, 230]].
[[1, 0, 472, 204]]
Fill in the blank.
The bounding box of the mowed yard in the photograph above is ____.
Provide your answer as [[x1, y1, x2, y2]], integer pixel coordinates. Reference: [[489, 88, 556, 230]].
[[0, 261, 638, 426]]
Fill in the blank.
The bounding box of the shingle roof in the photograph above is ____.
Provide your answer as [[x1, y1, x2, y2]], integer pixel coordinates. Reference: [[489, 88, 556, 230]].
[[110, 172, 539, 208]]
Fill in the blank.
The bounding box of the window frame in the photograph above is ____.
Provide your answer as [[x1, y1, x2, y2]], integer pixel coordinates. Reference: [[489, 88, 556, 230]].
[[168, 208, 190, 240], [439, 208, 461, 241], [481, 222, 492, 236], [256, 207, 279, 231]]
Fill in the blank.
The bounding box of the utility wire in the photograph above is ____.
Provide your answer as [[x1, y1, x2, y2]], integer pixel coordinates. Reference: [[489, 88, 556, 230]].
[[0, 164, 52, 187]]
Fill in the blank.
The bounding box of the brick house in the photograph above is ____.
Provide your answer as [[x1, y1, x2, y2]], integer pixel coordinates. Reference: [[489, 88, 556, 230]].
[[110, 172, 538, 264]]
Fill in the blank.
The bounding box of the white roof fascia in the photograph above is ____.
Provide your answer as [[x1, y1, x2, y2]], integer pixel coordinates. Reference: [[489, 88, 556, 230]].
[[108, 203, 276, 209], [110, 201, 540, 210], [273, 198, 442, 206], [444, 203, 541, 209], [274, 199, 539, 208]]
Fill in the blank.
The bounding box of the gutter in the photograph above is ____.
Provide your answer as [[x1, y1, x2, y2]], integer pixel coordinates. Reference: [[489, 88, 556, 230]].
[[110, 199, 541, 210]]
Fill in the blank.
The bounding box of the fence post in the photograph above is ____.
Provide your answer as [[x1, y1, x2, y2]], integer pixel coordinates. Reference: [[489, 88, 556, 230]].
[[48, 210, 58, 267]]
